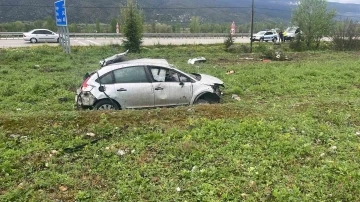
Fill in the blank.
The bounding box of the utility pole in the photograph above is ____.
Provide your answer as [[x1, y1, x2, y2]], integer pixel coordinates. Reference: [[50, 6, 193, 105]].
[[250, 0, 254, 53]]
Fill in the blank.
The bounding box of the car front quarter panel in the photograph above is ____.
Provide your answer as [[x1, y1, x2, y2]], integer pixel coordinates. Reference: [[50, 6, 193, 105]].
[[191, 84, 219, 104]]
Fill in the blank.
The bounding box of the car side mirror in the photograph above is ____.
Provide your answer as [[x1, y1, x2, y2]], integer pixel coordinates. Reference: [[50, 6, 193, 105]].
[[179, 82, 184, 86], [99, 86, 105, 92]]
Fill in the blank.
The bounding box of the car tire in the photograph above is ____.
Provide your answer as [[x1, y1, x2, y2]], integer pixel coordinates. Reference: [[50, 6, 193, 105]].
[[30, 38, 37, 43], [58, 37, 64, 43], [272, 38, 277, 42], [94, 100, 120, 110], [57, 38, 60, 43], [195, 99, 210, 105], [259, 38, 263, 42]]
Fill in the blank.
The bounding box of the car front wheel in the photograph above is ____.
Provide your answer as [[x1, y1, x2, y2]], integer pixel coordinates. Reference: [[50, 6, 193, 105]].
[[94, 100, 120, 110], [195, 99, 210, 105], [30, 38, 37, 43]]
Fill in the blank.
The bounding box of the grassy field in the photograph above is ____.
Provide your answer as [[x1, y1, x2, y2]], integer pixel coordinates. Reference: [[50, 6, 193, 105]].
[[1, 44, 360, 201]]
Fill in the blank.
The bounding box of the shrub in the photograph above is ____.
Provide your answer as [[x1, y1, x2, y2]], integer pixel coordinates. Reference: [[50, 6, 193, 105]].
[[252, 43, 288, 60], [333, 39, 360, 51], [227, 45, 250, 53], [224, 34, 234, 51], [253, 43, 268, 53], [331, 19, 360, 51], [289, 34, 306, 52]]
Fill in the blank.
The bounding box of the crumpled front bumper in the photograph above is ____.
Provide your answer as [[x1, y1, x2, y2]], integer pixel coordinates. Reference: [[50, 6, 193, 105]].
[[213, 84, 225, 97]]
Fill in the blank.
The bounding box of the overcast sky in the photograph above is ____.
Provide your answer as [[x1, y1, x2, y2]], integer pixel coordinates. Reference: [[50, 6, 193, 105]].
[[328, 0, 360, 4]]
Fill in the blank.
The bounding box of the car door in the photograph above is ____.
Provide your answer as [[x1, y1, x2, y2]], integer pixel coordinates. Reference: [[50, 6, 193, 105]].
[[113, 66, 154, 109], [264, 32, 272, 41], [43, 30, 57, 42], [148, 66, 193, 107], [32, 30, 43, 42]]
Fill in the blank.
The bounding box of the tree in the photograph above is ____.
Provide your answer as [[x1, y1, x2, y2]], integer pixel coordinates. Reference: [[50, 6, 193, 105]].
[[96, 20, 101, 33], [332, 19, 360, 51], [189, 16, 200, 33], [121, 0, 144, 53], [34, 20, 44, 29], [44, 16, 56, 31], [292, 0, 336, 49], [69, 23, 80, 33], [13, 21, 25, 32], [110, 18, 118, 33]]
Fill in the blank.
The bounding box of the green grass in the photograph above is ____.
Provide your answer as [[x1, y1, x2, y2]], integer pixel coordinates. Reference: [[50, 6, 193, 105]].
[[1, 44, 360, 201]]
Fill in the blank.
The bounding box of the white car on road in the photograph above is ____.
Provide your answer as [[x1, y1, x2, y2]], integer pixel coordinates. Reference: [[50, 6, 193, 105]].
[[251, 31, 266, 42], [263, 31, 278, 42], [23, 29, 60, 43]]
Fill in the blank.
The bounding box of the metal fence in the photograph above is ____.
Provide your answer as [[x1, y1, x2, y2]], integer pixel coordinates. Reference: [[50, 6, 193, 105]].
[[0, 32, 250, 39]]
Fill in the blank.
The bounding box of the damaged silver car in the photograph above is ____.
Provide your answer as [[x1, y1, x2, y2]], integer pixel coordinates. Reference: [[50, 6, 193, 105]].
[[76, 53, 224, 110]]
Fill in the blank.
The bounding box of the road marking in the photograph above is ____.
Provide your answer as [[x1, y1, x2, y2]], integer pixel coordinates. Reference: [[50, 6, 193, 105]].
[[86, 40, 101, 45], [73, 40, 87, 45]]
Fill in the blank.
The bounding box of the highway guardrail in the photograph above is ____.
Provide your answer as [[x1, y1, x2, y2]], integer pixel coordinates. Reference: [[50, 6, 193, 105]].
[[0, 32, 250, 39]]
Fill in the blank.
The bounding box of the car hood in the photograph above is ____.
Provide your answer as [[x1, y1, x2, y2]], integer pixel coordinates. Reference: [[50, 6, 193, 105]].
[[199, 74, 224, 85]]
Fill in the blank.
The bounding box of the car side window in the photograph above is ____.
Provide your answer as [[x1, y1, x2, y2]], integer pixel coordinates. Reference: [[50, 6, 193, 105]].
[[33, 30, 41, 34], [178, 73, 191, 82], [98, 72, 114, 84], [149, 66, 191, 83], [43, 30, 53, 35], [114, 66, 149, 83], [165, 70, 180, 82], [150, 67, 167, 82]]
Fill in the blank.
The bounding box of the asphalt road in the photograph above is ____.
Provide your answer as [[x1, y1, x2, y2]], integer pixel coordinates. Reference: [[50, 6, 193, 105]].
[[0, 37, 252, 48]]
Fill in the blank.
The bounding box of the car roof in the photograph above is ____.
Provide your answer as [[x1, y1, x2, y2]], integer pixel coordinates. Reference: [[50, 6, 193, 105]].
[[98, 58, 170, 74], [28, 29, 53, 32]]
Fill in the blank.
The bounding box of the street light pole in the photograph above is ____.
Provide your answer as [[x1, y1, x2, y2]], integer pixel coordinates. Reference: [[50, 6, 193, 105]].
[[250, 0, 254, 53]]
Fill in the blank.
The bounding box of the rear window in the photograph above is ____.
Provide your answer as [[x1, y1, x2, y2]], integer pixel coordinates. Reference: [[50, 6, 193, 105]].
[[96, 72, 114, 84], [114, 66, 149, 83]]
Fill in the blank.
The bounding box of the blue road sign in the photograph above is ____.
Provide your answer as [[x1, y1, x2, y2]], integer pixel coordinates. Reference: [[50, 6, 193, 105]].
[[55, 0, 67, 26]]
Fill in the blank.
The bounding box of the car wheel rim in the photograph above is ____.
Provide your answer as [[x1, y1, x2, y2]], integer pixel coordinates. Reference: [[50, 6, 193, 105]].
[[98, 104, 114, 110]]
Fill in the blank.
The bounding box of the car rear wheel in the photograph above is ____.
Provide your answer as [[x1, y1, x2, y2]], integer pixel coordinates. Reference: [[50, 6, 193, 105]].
[[30, 38, 37, 43], [57, 37, 64, 43], [94, 100, 120, 110]]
